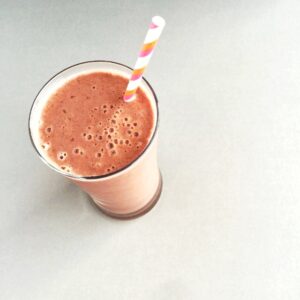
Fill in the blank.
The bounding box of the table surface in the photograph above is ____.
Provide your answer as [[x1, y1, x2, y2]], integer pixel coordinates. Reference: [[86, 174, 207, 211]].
[[1, 0, 300, 299]]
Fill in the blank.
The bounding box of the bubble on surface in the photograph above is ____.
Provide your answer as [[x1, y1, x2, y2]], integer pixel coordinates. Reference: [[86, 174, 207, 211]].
[[73, 148, 80, 155], [133, 122, 137, 127], [45, 126, 52, 134], [111, 119, 116, 124], [114, 139, 118, 144], [96, 152, 102, 158], [86, 134, 93, 141], [62, 109, 67, 114], [134, 132, 139, 137], [98, 135, 103, 140], [127, 130, 132, 135], [108, 143, 114, 149], [111, 150, 117, 156], [70, 138, 74, 142], [60, 165, 72, 173], [41, 142, 50, 150], [119, 140, 123, 145], [125, 140, 129, 145], [109, 128, 114, 133], [92, 86, 96, 90], [108, 135, 111, 139], [58, 151, 67, 161], [127, 124, 131, 127]]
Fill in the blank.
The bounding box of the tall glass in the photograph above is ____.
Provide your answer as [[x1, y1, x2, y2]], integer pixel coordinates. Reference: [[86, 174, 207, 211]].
[[29, 61, 162, 219]]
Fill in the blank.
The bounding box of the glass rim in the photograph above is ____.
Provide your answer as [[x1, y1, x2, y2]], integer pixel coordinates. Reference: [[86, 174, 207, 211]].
[[28, 60, 159, 181]]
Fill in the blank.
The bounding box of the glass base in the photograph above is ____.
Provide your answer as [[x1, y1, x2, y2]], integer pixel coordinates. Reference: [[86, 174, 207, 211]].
[[92, 172, 163, 220]]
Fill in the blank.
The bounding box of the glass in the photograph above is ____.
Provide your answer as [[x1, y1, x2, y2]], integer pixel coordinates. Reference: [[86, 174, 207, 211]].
[[28, 61, 162, 219]]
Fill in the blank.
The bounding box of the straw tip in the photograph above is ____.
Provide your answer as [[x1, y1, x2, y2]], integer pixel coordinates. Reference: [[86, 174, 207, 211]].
[[152, 16, 166, 28]]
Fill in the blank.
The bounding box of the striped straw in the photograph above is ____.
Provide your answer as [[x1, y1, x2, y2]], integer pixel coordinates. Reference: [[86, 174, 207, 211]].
[[123, 16, 166, 102]]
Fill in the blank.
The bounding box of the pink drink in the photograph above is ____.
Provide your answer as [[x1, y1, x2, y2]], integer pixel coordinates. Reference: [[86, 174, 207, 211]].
[[29, 61, 162, 219]]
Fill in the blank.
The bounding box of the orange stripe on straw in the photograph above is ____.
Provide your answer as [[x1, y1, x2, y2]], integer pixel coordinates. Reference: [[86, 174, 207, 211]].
[[141, 41, 157, 52], [123, 16, 166, 102], [131, 67, 146, 80]]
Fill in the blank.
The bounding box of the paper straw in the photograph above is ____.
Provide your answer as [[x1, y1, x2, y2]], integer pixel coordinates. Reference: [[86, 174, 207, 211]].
[[123, 16, 166, 102]]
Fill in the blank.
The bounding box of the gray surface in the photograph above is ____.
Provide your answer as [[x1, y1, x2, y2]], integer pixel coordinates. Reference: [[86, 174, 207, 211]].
[[1, 0, 300, 299]]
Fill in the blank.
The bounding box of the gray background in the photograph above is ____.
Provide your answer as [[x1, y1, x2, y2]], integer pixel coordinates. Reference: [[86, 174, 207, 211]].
[[1, 0, 300, 299]]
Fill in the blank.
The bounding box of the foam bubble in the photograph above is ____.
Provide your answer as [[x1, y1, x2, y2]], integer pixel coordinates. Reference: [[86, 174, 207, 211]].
[[134, 132, 139, 137], [41, 142, 50, 150], [133, 122, 137, 127], [73, 148, 80, 155], [45, 126, 53, 134], [86, 134, 93, 141], [57, 151, 67, 160]]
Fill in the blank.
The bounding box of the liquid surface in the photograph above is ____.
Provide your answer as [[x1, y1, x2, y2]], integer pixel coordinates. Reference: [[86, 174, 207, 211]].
[[39, 72, 154, 176]]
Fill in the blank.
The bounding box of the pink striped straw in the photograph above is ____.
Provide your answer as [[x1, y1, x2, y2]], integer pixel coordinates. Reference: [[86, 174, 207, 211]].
[[123, 16, 166, 102]]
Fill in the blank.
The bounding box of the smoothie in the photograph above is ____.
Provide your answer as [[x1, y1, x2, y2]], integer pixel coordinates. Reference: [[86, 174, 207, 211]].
[[39, 72, 154, 177], [29, 61, 161, 218]]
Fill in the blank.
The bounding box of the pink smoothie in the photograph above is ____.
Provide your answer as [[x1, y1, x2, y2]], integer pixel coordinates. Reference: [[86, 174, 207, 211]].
[[39, 72, 154, 177], [30, 61, 161, 218]]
